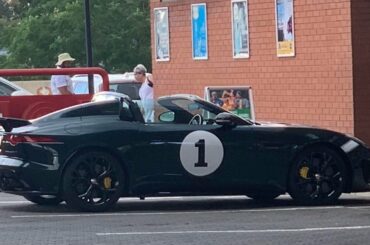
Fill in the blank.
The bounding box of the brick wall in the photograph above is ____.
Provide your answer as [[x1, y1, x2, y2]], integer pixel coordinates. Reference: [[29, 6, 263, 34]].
[[352, 0, 370, 144], [150, 0, 356, 137]]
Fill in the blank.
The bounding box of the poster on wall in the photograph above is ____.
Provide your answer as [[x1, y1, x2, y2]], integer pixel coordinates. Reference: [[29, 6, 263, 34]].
[[275, 0, 295, 57], [204, 86, 255, 120], [154, 7, 170, 61], [191, 3, 208, 60], [231, 0, 249, 58]]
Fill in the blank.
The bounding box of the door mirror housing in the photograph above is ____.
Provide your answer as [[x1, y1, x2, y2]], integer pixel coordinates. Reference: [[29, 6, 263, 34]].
[[159, 111, 175, 122], [215, 112, 246, 127]]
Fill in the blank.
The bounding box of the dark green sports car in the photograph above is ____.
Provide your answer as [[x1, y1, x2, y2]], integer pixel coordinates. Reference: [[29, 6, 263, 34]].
[[0, 93, 370, 211]]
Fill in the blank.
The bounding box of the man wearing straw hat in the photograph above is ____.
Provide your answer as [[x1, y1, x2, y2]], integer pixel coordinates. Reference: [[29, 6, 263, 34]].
[[50, 53, 75, 95]]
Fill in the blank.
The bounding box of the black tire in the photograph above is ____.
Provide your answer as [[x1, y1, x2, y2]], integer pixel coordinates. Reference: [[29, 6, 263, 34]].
[[247, 192, 281, 202], [23, 195, 63, 206], [62, 151, 125, 212], [288, 147, 347, 205]]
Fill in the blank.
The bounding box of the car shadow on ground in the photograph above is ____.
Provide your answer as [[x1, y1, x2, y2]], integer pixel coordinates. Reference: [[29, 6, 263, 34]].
[[2, 194, 370, 214]]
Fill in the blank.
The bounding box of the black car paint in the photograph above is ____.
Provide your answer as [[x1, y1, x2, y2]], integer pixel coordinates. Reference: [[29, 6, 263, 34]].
[[0, 96, 369, 209]]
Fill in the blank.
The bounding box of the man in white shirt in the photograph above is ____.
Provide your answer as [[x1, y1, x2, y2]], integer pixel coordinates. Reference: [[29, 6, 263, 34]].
[[133, 64, 154, 123], [50, 53, 75, 95]]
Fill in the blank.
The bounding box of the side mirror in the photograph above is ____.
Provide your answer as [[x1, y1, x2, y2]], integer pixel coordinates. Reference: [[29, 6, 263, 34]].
[[215, 112, 238, 127], [159, 111, 175, 122]]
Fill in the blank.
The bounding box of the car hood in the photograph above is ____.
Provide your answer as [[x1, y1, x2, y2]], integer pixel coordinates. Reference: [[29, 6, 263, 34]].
[[256, 120, 368, 147], [256, 120, 314, 128]]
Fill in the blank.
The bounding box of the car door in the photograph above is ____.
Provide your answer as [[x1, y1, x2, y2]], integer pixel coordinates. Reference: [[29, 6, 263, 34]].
[[131, 97, 259, 194], [133, 123, 259, 194]]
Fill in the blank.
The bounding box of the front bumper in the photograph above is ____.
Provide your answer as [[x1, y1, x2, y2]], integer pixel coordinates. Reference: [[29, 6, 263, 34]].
[[0, 156, 60, 195], [364, 159, 370, 183], [350, 161, 370, 192], [348, 144, 370, 192]]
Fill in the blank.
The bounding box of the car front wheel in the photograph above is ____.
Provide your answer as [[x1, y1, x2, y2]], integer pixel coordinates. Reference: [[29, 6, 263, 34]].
[[288, 147, 347, 205], [62, 151, 125, 212]]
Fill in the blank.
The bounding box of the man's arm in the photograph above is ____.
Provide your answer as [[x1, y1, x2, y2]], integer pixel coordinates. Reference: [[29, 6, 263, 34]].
[[146, 74, 154, 87], [58, 86, 72, 95], [54, 75, 73, 94]]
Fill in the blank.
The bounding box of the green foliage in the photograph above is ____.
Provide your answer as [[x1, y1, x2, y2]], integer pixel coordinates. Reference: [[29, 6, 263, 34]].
[[0, 0, 151, 73]]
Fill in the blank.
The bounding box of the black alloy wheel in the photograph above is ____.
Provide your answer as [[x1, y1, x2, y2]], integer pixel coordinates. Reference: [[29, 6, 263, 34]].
[[23, 195, 63, 206], [288, 147, 347, 205], [62, 151, 125, 212]]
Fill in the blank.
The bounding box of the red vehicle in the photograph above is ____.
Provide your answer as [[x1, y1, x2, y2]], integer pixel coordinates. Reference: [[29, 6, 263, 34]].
[[0, 67, 109, 119]]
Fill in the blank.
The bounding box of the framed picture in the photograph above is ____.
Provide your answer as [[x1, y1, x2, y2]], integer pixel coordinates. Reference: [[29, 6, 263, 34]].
[[204, 86, 255, 120], [231, 0, 249, 58], [154, 7, 170, 61], [191, 3, 208, 60], [275, 0, 295, 57]]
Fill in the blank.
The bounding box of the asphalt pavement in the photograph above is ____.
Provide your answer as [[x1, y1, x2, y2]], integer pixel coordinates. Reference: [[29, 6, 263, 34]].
[[0, 192, 370, 245]]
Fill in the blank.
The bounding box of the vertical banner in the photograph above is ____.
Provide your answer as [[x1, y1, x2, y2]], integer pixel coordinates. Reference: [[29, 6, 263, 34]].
[[231, 0, 249, 58], [154, 7, 170, 61], [191, 3, 208, 60], [275, 0, 295, 57]]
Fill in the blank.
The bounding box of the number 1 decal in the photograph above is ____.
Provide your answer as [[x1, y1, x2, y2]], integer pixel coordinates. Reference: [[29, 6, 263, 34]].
[[180, 131, 224, 176], [195, 139, 208, 167]]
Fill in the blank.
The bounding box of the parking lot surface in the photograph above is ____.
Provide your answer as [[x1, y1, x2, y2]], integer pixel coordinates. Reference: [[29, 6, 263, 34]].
[[0, 193, 370, 245]]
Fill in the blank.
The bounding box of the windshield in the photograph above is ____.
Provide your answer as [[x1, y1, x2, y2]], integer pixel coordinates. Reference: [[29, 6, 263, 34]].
[[0, 78, 17, 96], [141, 96, 244, 125], [109, 82, 141, 100]]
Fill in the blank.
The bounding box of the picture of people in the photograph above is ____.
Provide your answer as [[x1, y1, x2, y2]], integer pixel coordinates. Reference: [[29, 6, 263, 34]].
[[205, 86, 254, 120], [210, 91, 224, 107], [154, 7, 170, 61], [275, 0, 295, 57], [232, 0, 249, 58]]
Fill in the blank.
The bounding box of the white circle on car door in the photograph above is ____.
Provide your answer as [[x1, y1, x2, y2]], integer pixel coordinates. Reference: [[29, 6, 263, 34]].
[[180, 130, 224, 176]]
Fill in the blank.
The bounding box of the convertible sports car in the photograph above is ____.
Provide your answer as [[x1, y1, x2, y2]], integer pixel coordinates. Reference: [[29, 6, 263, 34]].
[[0, 93, 370, 211]]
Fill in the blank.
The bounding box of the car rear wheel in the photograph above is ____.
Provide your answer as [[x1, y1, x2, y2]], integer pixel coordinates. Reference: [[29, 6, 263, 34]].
[[288, 147, 347, 205], [62, 151, 125, 212], [23, 195, 63, 206]]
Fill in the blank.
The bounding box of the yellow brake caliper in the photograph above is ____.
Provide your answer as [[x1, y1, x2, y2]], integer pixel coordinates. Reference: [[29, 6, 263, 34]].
[[103, 177, 112, 189], [299, 166, 310, 179]]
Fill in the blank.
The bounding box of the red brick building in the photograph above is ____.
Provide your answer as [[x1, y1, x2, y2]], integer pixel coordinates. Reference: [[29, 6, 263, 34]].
[[150, 0, 370, 144]]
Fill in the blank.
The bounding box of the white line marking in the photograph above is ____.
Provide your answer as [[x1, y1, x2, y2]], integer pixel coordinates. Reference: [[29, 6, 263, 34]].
[[0, 201, 29, 205], [348, 206, 370, 209], [11, 206, 344, 218], [96, 226, 370, 236]]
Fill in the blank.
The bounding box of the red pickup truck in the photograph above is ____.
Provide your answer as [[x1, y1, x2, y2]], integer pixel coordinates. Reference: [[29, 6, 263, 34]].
[[0, 67, 109, 119]]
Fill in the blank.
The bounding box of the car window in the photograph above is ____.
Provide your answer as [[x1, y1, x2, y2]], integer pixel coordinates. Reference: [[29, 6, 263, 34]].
[[73, 81, 89, 94], [109, 82, 141, 100], [72, 74, 141, 99], [72, 79, 102, 94], [151, 98, 220, 124], [0, 81, 15, 96], [171, 99, 218, 121]]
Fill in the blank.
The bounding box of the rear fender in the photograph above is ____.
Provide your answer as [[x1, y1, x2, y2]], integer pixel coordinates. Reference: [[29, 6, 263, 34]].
[[59, 146, 131, 196]]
